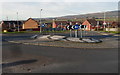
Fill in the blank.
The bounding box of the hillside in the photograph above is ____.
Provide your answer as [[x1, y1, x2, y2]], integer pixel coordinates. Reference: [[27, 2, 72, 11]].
[[33, 10, 118, 22], [56, 10, 118, 20]]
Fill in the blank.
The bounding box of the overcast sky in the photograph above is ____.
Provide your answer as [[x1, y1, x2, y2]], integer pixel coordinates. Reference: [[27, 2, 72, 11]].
[[0, 0, 119, 21]]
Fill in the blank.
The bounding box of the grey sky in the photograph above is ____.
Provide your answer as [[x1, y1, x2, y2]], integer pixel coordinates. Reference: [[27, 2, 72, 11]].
[[0, 1, 118, 20]]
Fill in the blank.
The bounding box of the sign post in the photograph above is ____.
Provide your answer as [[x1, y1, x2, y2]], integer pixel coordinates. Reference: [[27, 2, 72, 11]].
[[80, 25, 82, 39], [74, 24, 79, 38], [83, 25, 86, 37], [70, 29, 72, 37], [69, 22, 72, 37], [67, 24, 73, 37], [66, 24, 86, 38], [75, 30, 78, 38]]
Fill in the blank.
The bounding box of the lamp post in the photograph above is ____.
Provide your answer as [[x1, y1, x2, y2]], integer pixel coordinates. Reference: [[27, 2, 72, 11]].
[[40, 9, 42, 33], [70, 22, 72, 37], [108, 22, 110, 32], [103, 12, 106, 31], [97, 21, 99, 31], [17, 12, 19, 32]]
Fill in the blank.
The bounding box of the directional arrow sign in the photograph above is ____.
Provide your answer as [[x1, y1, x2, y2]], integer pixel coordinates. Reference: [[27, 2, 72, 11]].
[[66, 25, 69, 30], [67, 25, 73, 30], [81, 25, 84, 28], [80, 25, 86, 28], [71, 25, 74, 30], [67, 25, 86, 30], [42, 24, 45, 27], [74, 24, 80, 30]]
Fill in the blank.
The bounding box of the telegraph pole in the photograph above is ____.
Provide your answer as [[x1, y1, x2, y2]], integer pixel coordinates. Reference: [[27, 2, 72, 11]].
[[40, 9, 42, 33], [103, 12, 106, 31], [108, 22, 110, 32], [17, 12, 19, 32], [6, 16, 8, 21]]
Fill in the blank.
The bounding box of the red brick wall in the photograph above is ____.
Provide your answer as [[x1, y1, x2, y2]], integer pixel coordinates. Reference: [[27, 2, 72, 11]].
[[82, 20, 91, 31], [23, 19, 38, 29]]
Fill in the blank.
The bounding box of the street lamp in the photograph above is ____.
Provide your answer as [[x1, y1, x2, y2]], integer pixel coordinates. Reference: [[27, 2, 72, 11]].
[[40, 9, 42, 33], [97, 21, 99, 31], [103, 12, 106, 31]]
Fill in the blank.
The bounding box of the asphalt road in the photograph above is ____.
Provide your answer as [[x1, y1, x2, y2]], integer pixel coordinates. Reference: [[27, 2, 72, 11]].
[[2, 31, 119, 73], [2, 42, 118, 73]]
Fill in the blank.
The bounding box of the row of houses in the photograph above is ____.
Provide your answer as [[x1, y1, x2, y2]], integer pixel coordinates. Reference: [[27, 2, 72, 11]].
[[0, 18, 119, 32]]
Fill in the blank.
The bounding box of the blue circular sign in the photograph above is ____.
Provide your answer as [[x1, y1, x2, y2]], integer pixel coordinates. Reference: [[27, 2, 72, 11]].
[[74, 24, 80, 29]]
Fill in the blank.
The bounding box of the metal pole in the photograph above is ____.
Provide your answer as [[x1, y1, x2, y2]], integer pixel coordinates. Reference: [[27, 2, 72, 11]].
[[75, 30, 78, 38], [80, 25, 82, 39], [84, 25, 86, 37], [103, 12, 106, 31], [108, 22, 110, 32], [104, 12, 105, 24], [9, 23, 10, 29], [61, 23, 62, 31], [70, 22, 72, 37], [40, 9, 42, 33], [97, 21, 99, 31], [70, 29, 72, 37], [17, 12, 19, 32], [6, 16, 8, 21]]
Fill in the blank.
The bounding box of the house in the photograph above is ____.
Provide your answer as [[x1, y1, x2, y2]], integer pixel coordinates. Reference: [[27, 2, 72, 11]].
[[22, 18, 83, 31], [22, 18, 54, 31], [111, 21, 119, 28], [22, 18, 39, 29], [1, 20, 24, 31], [82, 19, 103, 31], [51, 20, 82, 30]]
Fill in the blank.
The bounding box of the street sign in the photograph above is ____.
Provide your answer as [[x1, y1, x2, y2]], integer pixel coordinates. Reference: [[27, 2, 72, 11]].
[[66, 25, 86, 30], [74, 24, 80, 30], [81, 25, 84, 28], [80, 25, 86, 28], [67, 25, 73, 30], [42, 24, 45, 27]]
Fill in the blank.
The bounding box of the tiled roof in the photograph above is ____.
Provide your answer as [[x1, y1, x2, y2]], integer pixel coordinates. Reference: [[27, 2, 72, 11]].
[[87, 19, 97, 25]]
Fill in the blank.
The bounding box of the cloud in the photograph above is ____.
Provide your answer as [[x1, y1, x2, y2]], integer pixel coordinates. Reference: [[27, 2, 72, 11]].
[[0, 0, 119, 2], [1, 2, 118, 20]]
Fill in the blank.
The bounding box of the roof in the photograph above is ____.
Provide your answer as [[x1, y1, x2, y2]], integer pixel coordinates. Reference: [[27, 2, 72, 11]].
[[24, 18, 39, 25], [111, 21, 119, 27], [55, 21, 68, 25], [2, 20, 24, 25], [87, 19, 97, 26]]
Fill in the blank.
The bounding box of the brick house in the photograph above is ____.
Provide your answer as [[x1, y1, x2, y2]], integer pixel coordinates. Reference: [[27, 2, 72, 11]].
[[111, 21, 119, 28], [22, 18, 39, 29], [82, 19, 103, 31], [1, 20, 23, 31]]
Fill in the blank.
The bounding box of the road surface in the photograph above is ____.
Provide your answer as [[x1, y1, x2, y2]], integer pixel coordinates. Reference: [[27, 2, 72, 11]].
[[2, 31, 119, 73]]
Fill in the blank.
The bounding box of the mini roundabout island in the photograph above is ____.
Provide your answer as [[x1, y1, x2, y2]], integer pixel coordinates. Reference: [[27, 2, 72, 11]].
[[31, 34, 102, 43], [7, 34, 106, 48]]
